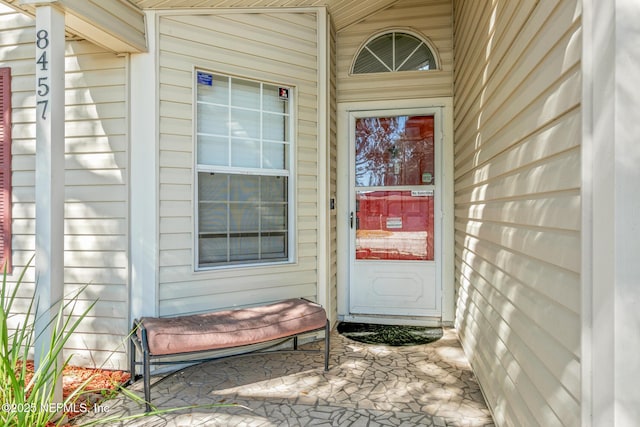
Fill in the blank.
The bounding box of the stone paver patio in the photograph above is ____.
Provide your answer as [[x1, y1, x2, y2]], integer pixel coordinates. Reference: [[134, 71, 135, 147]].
[[79, 328, 494, 426]]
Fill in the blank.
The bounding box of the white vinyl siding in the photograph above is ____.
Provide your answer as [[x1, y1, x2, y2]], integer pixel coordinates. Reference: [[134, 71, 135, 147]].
[[0, 4, 129, 369], [337, 0, 453, 103], [453, 1, 581, 426], [157, 11, 320, 316], [63, 41, 129, 369]]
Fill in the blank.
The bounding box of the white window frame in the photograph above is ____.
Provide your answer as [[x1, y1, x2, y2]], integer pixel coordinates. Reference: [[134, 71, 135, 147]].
[[193, 69, 296, 271]]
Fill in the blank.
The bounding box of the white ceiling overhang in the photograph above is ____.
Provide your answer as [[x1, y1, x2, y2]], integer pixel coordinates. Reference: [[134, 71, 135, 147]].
[[8, 0, 147, 52], [127, 0, 399, 31], [4, 0, 400, 53]]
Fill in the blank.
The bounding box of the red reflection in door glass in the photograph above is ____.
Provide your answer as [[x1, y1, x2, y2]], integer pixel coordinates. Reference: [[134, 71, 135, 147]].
[[355, 116, 434, 187], [356, 191, 434, 261]]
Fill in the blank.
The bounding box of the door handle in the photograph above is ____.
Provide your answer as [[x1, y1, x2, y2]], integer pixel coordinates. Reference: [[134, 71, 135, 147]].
[[350, 212, 354, 229]]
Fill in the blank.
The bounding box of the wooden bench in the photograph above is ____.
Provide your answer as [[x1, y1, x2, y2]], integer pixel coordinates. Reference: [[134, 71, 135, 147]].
[[129, 298, 330, 411]]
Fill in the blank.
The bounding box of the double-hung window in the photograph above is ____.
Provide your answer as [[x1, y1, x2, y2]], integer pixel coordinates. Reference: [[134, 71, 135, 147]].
[[195, 71, 293, 269]]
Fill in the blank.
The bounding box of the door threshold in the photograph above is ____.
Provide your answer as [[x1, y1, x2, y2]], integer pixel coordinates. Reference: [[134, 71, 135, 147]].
[[340, 314, 442, 327]]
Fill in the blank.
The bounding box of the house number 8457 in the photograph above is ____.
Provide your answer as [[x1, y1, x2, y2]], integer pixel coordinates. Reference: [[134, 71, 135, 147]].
[[36, 29, 50, 120]]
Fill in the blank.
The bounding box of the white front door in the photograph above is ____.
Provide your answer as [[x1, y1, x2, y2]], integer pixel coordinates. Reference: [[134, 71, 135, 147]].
[[348, 108, 442, 318]]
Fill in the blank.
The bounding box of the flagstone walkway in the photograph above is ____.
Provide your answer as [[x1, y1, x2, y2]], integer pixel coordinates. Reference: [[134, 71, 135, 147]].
[[79, 328, 494, 426]]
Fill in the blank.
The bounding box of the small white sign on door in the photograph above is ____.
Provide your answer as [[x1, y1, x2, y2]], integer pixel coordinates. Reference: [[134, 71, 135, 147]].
[[386, 217, 403, 229], [411, 190, 434, 197]]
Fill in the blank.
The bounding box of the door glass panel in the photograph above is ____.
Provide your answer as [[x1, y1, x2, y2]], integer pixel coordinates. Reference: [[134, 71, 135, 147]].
[[355, 116, 434, 187], [356, 190, 434, 261], [354, 115, 435, 262]]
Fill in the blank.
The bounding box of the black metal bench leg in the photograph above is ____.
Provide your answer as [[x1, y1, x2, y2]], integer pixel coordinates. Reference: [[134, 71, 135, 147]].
[[324, 319, 330, 371], [136, 325, 153, 413], [143, 347, 151, 413], [129, 334, 136, 384]]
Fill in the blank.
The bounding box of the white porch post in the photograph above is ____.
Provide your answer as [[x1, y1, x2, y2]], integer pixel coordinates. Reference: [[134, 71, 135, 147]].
[[583, 0, 640, 425], [129, 11, 158, 321], [28, 1, 65, 401], [316, 8, 331, 321]]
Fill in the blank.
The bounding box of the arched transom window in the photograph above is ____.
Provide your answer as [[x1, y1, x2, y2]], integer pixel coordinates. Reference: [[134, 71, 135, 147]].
[[352, 31, 437, 74]]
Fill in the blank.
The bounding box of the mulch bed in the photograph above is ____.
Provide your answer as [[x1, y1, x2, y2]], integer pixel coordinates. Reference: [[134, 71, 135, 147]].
[[16, 360, 131, 426]]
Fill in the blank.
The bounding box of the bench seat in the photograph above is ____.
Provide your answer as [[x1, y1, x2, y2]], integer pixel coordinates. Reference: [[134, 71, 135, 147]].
[[129, 298, 330, 411], [138, 298, 328, 355]]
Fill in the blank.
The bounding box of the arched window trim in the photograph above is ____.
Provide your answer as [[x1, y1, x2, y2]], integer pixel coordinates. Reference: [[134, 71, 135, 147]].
[[350, 28, 440, 76]]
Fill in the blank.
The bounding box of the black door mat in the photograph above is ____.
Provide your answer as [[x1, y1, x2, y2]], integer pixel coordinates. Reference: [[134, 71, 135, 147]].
[[337, 322, 443, 346]]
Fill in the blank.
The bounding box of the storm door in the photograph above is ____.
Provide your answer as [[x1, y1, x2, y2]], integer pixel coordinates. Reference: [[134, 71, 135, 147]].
[[349, 110, 441, 317]]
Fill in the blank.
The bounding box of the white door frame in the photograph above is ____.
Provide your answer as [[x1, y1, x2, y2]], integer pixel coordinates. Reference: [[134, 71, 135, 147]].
[[349, 108, 442, 318], [337, 98, 455, 326]]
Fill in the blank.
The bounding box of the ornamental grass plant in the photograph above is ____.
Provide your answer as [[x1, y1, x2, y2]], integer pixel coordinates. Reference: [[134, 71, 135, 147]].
[[0, 258, 97, 427]]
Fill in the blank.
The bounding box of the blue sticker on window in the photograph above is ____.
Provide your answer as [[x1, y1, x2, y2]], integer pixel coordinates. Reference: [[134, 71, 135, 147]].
[[197, 71, 213, 86]]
